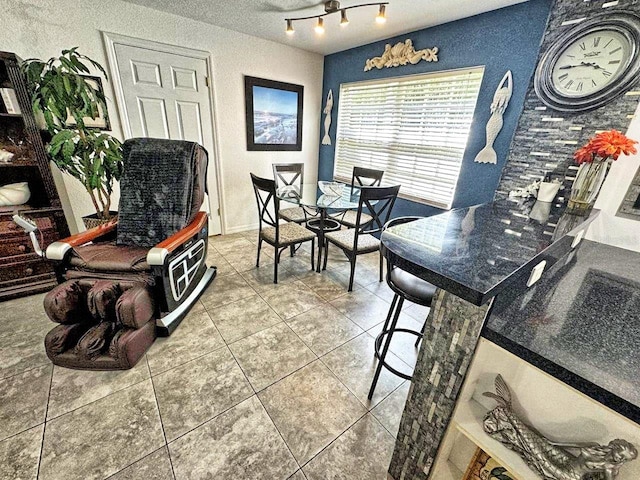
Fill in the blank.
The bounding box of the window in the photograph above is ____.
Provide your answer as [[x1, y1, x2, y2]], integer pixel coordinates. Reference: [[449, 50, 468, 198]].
[[333, 67, 485, 209]]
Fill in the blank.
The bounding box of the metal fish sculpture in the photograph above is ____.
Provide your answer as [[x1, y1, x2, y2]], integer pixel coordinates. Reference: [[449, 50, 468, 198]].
[[475, 71, 513, 164], [483, 375, 637, 480]]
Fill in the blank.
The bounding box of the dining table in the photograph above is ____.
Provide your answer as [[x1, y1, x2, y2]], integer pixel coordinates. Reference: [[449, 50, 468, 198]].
[[276, 182, 361, 273]]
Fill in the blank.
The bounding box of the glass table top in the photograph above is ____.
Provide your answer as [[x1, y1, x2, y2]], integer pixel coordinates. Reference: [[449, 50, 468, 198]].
[[276, 182, 361, 210]]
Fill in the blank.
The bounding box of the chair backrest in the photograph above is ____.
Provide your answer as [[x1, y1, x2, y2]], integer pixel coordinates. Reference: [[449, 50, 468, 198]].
[[273, 163, 304, 188], [250, 173, 280, 239], [117, 138, 208, 248], [351, 185, 400, 249], [350, 166, 384, 194]]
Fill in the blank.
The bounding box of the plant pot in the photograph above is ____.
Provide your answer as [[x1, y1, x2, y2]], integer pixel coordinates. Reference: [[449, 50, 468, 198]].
[[82, 211, 118, 230]]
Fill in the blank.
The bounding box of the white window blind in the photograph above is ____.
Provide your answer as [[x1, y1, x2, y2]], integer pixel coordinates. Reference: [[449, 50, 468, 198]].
[[334, 67, 485, 209]]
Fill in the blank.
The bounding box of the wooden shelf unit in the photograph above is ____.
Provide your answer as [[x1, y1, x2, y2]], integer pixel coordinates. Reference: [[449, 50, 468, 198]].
[[0, 51, 70, 301]]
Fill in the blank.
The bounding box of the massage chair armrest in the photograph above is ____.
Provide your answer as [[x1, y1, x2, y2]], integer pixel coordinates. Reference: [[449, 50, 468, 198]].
[[146, 212, 209, 266], [46, 219, 119, 261]]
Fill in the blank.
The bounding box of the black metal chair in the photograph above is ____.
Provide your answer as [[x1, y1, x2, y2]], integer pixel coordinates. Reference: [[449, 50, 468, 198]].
[[251, 173, 316, 283], [324, 185, 400, 292], [367, 216, 437, 400], [272, 163, 308, 224], [336, 166, 385, 228]]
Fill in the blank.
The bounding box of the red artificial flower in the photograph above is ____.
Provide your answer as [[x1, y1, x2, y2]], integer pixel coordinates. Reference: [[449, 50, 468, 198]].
[[574, 130, 638, 164]]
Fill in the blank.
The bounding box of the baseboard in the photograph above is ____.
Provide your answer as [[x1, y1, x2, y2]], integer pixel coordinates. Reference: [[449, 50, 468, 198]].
[[221, 222, 260, 235]]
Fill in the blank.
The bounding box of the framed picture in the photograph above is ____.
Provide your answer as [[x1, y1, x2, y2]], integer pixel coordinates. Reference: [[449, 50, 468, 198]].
[[244, 76, 303, 151], [64, 75, 111, 131]]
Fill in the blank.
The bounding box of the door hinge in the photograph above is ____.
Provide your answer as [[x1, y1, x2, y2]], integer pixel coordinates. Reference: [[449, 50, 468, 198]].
[[205, 76, 210, 87], [217, 208, 220, 216]]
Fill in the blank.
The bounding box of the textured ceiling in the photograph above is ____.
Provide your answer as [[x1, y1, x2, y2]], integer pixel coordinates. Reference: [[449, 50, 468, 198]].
[[119, 0, 528, 55]]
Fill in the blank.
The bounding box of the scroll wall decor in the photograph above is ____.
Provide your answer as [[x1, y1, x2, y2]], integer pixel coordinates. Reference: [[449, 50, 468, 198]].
[[475, 71, 513, 164], [364, 39, 438, 71]]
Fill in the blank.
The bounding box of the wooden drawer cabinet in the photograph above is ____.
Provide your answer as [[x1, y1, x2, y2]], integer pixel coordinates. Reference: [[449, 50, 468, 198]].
[[0, 52, 70, 301]]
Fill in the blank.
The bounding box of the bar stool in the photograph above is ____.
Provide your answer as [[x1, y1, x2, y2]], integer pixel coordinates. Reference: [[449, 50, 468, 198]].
[[368, 216, 437, 400]]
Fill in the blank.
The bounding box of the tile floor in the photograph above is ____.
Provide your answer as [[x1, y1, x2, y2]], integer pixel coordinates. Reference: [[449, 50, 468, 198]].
[[0, 230, 429, 480]]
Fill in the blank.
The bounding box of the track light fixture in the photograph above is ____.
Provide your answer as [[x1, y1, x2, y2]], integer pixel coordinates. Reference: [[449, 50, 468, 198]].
[[285, 1, 389, 36]]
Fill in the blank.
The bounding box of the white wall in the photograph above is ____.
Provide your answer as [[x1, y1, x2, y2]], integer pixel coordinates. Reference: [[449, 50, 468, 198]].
[[587, 101, 640, 252], [0, 0, 323, 234]]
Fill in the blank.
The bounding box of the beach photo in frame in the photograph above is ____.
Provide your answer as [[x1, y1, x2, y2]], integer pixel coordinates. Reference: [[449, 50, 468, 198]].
[[244, 76, 303, 151], [64, 75, 111, 131]]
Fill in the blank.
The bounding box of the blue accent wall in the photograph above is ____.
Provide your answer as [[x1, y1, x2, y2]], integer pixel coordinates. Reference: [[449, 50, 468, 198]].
[[319, 0, 553, 217]]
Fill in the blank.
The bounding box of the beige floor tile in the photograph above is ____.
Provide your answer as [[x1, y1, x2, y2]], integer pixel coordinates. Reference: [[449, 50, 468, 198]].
[[208, 294, 282, 343], [109, 447, 174, 480], [0, 294, 52, 380], [403, 302, 431, 322], [146, 309, 224, 376], [47, 360, 150, 419], [206, 249, 236, 277], [0, 424, 43, 480], [154, 347, 253, 441], [200, 273, 256, 310], [286, 304, 363, 357], [303, 414, 394, 480], [297, 268, 358, 301], [0, 364, 51, 441], [321, 333, 409, 408], [364, 280, 397, 303], [209, 235, 254, 256], [258, 361, 365, 465], [241, 261, 299, 293], [230, 323, 316, 391], [371, 382, 411, 438], [170, 396, 297, 480], [329, 289, 391, 330], [260, 281, 325, 320], [40, 380, 164, 480]]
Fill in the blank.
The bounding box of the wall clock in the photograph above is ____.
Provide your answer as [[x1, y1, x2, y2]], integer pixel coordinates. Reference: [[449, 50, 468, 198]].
[[534, 12, 640, 112]]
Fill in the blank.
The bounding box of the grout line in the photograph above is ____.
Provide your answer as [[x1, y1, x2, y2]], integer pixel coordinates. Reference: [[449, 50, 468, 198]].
[[145, 355, 177, 479], [0, 361, 51, 383], [103, 445, 172, 480], [35, 364, 54, 479], [255, 394, 304, 474]]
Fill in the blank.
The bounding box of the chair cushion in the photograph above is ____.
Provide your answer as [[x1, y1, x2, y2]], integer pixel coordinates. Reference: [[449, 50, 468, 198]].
[[389, 268, 436, 306], [261, 222, 316, 246], [337, 210, 372, 228], [325, 229, 379, 253], [69, 241, 150, 272], [279, 207, 307, 223]]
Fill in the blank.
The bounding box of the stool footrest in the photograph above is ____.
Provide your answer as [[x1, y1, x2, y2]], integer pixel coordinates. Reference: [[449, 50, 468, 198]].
[[373, 328, 421, 381]]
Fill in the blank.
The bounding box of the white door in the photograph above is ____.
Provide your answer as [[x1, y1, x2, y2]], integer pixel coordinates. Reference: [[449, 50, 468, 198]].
[[106, 36, 222, 235]]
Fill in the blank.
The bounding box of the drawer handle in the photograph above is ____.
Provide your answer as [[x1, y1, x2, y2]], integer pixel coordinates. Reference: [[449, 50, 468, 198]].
[[25, 267, 34, 275]]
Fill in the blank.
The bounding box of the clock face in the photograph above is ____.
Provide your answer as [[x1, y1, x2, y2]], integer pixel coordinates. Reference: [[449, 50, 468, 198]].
[[551, 30, 631, 98], [534, 13, 640, 112]]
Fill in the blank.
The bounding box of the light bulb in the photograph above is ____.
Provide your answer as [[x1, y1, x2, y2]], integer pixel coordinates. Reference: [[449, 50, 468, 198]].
[[286, 19, 294, 35], [340, 9, 349, 26], [315, 17, 325, 34], [376, 4, 386, 24]]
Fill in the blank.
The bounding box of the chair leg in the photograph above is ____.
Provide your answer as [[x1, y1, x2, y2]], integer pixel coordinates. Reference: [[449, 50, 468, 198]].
[[322, 240, 329, 271], [348, 255, 357, 292], [290, 244, 295, 257], [368, 296, 404, 400], [379, 250, 383, 283], [273, 245, 278, 284], [256, 238, 263, 267], [310, 238, 315, 271], [415, 317, 427, 348]]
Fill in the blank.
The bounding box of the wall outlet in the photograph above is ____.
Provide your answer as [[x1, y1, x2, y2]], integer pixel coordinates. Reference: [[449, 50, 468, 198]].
[[527, 260, 547, 287], [571, 229, 585, 248]]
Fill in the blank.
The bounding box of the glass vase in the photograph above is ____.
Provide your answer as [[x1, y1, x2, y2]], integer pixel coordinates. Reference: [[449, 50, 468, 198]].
[[567, 160, 610, 215]]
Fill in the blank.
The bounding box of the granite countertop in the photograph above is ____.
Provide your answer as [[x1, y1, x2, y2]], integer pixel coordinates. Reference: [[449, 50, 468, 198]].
[[381, 195, 597, 305], [484, 240, 640, 423]]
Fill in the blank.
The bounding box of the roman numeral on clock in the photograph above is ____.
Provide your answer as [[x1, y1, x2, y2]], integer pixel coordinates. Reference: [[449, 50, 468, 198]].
[[559, 73, 569, 81], [602, 70, 612, 77], [593, 37, 601, 47], [610, 47, 622, 55], [592, 79, 598, 87], [579, 42, 586, 51], [577, 82, 583, 92], [566, 79, 574, 88]]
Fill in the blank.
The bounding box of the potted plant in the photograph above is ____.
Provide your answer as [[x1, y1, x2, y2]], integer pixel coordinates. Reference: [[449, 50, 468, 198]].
[[22, 48, 123, 228], [569, 130, 638, 215]]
